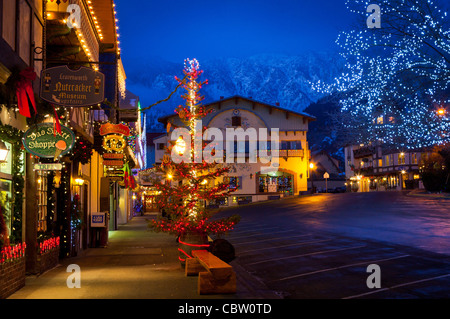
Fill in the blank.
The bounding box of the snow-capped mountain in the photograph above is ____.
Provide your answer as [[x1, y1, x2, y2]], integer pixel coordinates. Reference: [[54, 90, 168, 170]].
[[124, 52, 344, 130]]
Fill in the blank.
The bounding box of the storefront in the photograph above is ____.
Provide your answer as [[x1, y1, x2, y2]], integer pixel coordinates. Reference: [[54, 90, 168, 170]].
[[258, 171, 294, 196]]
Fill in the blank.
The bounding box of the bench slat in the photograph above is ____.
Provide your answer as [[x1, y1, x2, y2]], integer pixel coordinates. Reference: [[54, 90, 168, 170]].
[[192, 250, 233, 279]]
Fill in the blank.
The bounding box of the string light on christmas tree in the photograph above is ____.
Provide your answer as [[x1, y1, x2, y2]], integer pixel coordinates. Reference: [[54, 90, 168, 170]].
[[148, 59, 240, 244]]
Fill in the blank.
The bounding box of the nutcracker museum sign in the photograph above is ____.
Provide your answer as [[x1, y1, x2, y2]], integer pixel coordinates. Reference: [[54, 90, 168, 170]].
[[40, 66, 105, 107], [22, 123, 75, 159]]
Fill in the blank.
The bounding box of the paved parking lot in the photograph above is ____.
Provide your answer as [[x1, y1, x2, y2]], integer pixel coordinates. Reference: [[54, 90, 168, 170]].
[[219, 192, 450, 298]]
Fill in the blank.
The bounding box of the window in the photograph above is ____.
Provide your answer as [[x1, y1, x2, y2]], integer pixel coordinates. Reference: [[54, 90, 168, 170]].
[[231, 116, 241, 127], [385, 155, 390, 166], [157, 143, 165, 150], [398, 153, 405, 165], [225, 176, 242, 190], [378, 159, 383, 167], [376, 116, 384, 124], [280, 141, 302, 150], [411, 153, 418, 164]]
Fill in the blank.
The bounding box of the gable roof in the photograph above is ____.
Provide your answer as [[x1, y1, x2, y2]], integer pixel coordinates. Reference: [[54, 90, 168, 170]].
[[158, 95, 316, 124]]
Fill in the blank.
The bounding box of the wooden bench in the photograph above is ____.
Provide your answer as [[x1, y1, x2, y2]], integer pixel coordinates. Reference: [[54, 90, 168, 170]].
[[185, 249, 236, 295]]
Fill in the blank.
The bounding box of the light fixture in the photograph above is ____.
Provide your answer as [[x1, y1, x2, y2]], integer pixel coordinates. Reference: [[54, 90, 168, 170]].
[[167, 173, 173, 180], [0, 140, 9, 162], [74, 177, 85, 186], [309, 163, 315, 169]]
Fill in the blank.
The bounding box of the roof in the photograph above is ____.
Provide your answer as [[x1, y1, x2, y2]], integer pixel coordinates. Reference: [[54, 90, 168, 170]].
[[158, 95, 316, 124]]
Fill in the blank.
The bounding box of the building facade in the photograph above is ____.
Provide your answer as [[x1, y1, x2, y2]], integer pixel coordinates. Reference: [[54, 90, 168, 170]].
[[153, 95, 315, 205], [344, 143, 427, 192]]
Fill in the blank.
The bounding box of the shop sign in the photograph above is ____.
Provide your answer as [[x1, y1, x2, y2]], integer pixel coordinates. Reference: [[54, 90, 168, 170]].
[[23, 123, 75, 158], [103, 160, 124, 166], [91, 212, 106, 227], [40, 66, 105, 107], [107, 176, 123, 182], [99, 123, 130, 136], [34, 163, 63, 170], [102, 153, 124, 160]]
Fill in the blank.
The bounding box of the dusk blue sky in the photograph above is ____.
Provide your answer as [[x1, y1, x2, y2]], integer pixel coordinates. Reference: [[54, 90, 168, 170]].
[[115, 0, 356, 67]]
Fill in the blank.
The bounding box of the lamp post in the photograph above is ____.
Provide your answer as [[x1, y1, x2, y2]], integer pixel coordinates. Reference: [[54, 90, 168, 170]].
[[309, 162, 315, 193]]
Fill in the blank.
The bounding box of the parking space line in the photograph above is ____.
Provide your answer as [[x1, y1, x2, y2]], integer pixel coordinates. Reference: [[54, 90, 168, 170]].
[[273, 255, 410, 282], [230, 229, 297, 240], [238, 238, 335, 255], [247, 245, 367, 266], [231, 226, 281, 233], [233, 234, 312, 246], [342, 273, 450, 299]]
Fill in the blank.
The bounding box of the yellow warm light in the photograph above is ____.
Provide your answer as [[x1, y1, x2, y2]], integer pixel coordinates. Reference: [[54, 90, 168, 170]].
[[174, 136, 186, 156], [309, 163, 315, 169], [167, 174, 173, 180], [437, 108, 445, 116], [74, 178, 84, 186]]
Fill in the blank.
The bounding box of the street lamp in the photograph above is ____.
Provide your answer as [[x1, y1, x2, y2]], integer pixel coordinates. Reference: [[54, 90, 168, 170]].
[[309, 163, 315, 193], [437, 108, 446, 116]]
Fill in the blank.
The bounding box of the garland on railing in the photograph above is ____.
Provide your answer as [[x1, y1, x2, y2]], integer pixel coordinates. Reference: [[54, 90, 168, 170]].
[[0, 242, 26, 264]]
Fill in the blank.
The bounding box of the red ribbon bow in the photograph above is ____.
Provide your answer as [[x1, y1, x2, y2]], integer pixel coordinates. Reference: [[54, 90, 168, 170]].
[[16, 67, 37, 118]]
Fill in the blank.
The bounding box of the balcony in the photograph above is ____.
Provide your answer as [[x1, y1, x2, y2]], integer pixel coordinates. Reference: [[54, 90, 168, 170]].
[[279, 149, 304, 157]]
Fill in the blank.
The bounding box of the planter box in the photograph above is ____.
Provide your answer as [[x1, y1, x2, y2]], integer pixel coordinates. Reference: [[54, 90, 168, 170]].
[[0, 257, 26, 299], [37, 247, 60, 274]]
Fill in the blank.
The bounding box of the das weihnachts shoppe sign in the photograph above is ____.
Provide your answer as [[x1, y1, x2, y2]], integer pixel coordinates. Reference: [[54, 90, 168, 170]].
[[22, 123, 75, 159], [40, 66, 105, 107]]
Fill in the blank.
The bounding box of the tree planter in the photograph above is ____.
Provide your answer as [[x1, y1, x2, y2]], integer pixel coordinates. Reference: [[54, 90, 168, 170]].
[[0, 257, 25, 299], [178, 232, 209, 268], [36, 247, 60, 274]]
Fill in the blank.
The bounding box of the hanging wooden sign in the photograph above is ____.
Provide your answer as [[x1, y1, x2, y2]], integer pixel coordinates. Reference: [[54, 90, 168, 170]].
[[22, 123, 75, 159], [40, 66, 105, 107], [99, 123, 130, 136]]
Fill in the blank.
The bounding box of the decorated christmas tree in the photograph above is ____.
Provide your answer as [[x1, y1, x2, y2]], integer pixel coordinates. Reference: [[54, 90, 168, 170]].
[[148, 59, 240, 262]]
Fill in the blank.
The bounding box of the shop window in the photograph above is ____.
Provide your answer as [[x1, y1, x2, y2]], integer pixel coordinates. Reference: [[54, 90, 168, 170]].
[[258, 175, 292, 194], [0, 179, 11, 236], [398, 153, 405, 165]]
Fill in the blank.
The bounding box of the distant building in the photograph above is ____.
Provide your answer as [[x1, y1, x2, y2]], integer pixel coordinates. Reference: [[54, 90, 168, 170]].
[[344, 143, 428, 192], [152, 95, 315, 205], [309, 150, 345, 192]]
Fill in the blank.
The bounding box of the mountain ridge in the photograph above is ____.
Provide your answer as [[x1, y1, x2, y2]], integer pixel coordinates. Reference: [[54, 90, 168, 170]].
[[124, 52, 345, 130]]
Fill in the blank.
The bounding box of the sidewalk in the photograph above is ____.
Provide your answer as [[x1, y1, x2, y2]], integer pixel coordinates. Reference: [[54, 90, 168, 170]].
[[8, 213, 275, 299], [407, 189, 450, 200]]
